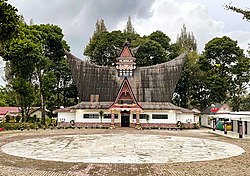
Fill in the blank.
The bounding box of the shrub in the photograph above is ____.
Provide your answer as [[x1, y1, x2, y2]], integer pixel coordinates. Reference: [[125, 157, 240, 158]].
[[5, 115, 11, 123], [1, 122, 40, 130], [15, 116, 21, 123]]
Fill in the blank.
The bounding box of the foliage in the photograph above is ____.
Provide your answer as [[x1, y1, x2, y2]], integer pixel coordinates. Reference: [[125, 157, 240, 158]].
[[94, 19, 107, 34], [148, 30, 171, 50], [15, 116, 21, 123], [173, 51, 201, 108], [0, 86, 18, 106], [173, 26, 199, 109], [0, 122, 38, 130], [176, 24, 197, 51], [124, 16, 135, 34], [3, 21, 77, 123], [225, 4, 250, 22], [229, 54, 250, 111], [199, 36, 249, 110], [0, 0, 20, 44], [133, 38, 169, 66], [5, 115, 10, 122], [84, 29, 177, 67]]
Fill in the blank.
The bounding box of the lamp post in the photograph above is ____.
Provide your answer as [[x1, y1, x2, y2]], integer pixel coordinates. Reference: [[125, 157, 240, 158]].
[[224, 118, 229, 134], [211, 104, 216, 131], [238, 118, 243, 138]]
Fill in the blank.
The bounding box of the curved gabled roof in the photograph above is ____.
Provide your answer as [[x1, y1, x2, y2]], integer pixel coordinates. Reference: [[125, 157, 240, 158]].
[[65, 50, 187, 102]]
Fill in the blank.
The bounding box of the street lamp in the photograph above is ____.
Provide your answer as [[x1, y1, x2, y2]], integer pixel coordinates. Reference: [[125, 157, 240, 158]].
[[211, 104, 216, 131]]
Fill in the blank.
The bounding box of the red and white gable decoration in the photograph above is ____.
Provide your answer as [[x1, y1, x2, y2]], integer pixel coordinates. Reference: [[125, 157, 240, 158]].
[[109, 77, 142, 111]]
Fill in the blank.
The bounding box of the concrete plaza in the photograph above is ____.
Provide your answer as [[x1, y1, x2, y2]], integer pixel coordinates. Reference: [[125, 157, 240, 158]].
[[0, 128, 250, 176]]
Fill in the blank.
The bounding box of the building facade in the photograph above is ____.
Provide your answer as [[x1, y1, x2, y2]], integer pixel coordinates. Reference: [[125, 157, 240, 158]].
[[57, 42, 198, 128]]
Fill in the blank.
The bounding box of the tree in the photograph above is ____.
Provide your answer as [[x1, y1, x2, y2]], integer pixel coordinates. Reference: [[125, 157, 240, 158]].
[[133, 38, 169, 66], [3, 24, 43, 121], [124, 16, 135, 34], [173, 51, 201, 108], [0, 0, 20, 45], [199, 36, 247, 107], [30, 24, 71, 124], [230, 54, 250, 111], [94, 19, 107, 34], [176, 24, 197, 51], [3, 21, 76, 124], [225, 4, 250, 21], [84, 29, 173, 67], [148, 30, 171, 50]]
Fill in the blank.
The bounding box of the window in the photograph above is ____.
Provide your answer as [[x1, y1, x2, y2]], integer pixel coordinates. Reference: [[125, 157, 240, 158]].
[[133, 114, 149, 119], [118, 69, 133, 77], [103, 114, 118, 119], [118, 100, 133, 104], [152, 114, 168, 119], [83, 114, 99, 118]]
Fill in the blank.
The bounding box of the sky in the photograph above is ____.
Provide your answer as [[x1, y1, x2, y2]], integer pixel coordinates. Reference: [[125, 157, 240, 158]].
[[0, 0, 249, 85]]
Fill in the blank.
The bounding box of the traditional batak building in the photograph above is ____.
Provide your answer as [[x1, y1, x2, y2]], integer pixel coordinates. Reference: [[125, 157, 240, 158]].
[[56, 42, 197, 129]]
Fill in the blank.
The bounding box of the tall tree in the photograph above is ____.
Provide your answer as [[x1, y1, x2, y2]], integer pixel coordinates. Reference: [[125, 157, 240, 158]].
[[176, 24, 197, 51], [199, 36, 247, 107], [3, 24, 43, 121], [173, 51, 201, 109], [124, 16, 135, 34], [230, 54, 250, 111], [30, 24, 71, 124], [3, 22, 76, 124], [94, 19, 107, 34]]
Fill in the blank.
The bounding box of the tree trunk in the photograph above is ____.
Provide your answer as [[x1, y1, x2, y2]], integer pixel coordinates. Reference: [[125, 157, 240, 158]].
[[40, 90, 46, 125], [38, 71, 46, 125]]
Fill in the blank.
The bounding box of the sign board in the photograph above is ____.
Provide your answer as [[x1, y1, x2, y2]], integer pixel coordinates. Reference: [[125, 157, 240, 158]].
[[210, 107, 219, 113]]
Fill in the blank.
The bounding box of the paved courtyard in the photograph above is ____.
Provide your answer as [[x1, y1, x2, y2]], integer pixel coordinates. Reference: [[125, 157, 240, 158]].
[[0, 128, 250, 176]]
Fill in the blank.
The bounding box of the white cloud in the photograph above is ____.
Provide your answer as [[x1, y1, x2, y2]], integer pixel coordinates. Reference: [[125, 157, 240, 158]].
[[118, 0, 225, 53]]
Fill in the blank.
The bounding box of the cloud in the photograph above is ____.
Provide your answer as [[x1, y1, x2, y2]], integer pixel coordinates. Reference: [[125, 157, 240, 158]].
[[9, 0, 155, 58], [117, 0, 225, 53], [9, 0, 249, 57]]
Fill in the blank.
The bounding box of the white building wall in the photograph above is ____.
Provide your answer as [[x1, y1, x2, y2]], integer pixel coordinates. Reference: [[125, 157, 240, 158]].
[[247, 122, 250, 135], [58, 112, 76, 122], [137, 110, 177, 124], [201, 114, 211, 127], [194, 115, 200, 123], [58, 109, 195, 125], [232, 120, 238, 133], [178, 113, 194, 123], [75, 109, 120, 123]]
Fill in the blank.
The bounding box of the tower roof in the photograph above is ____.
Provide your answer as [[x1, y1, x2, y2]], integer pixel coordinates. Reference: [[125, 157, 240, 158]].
[[119, 41, 133, 57]]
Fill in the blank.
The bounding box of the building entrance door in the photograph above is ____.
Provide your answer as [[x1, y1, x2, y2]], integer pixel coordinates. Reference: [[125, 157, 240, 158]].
[[121, 111, 130, 127]]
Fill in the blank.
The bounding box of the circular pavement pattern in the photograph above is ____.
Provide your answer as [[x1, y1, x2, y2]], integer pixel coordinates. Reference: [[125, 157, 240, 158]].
[[1, 134, 245, 163]]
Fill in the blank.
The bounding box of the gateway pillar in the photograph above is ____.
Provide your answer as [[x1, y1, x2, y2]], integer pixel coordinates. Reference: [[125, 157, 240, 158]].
[[135, 110, 142, 130], [110, 110, 115, 129]]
